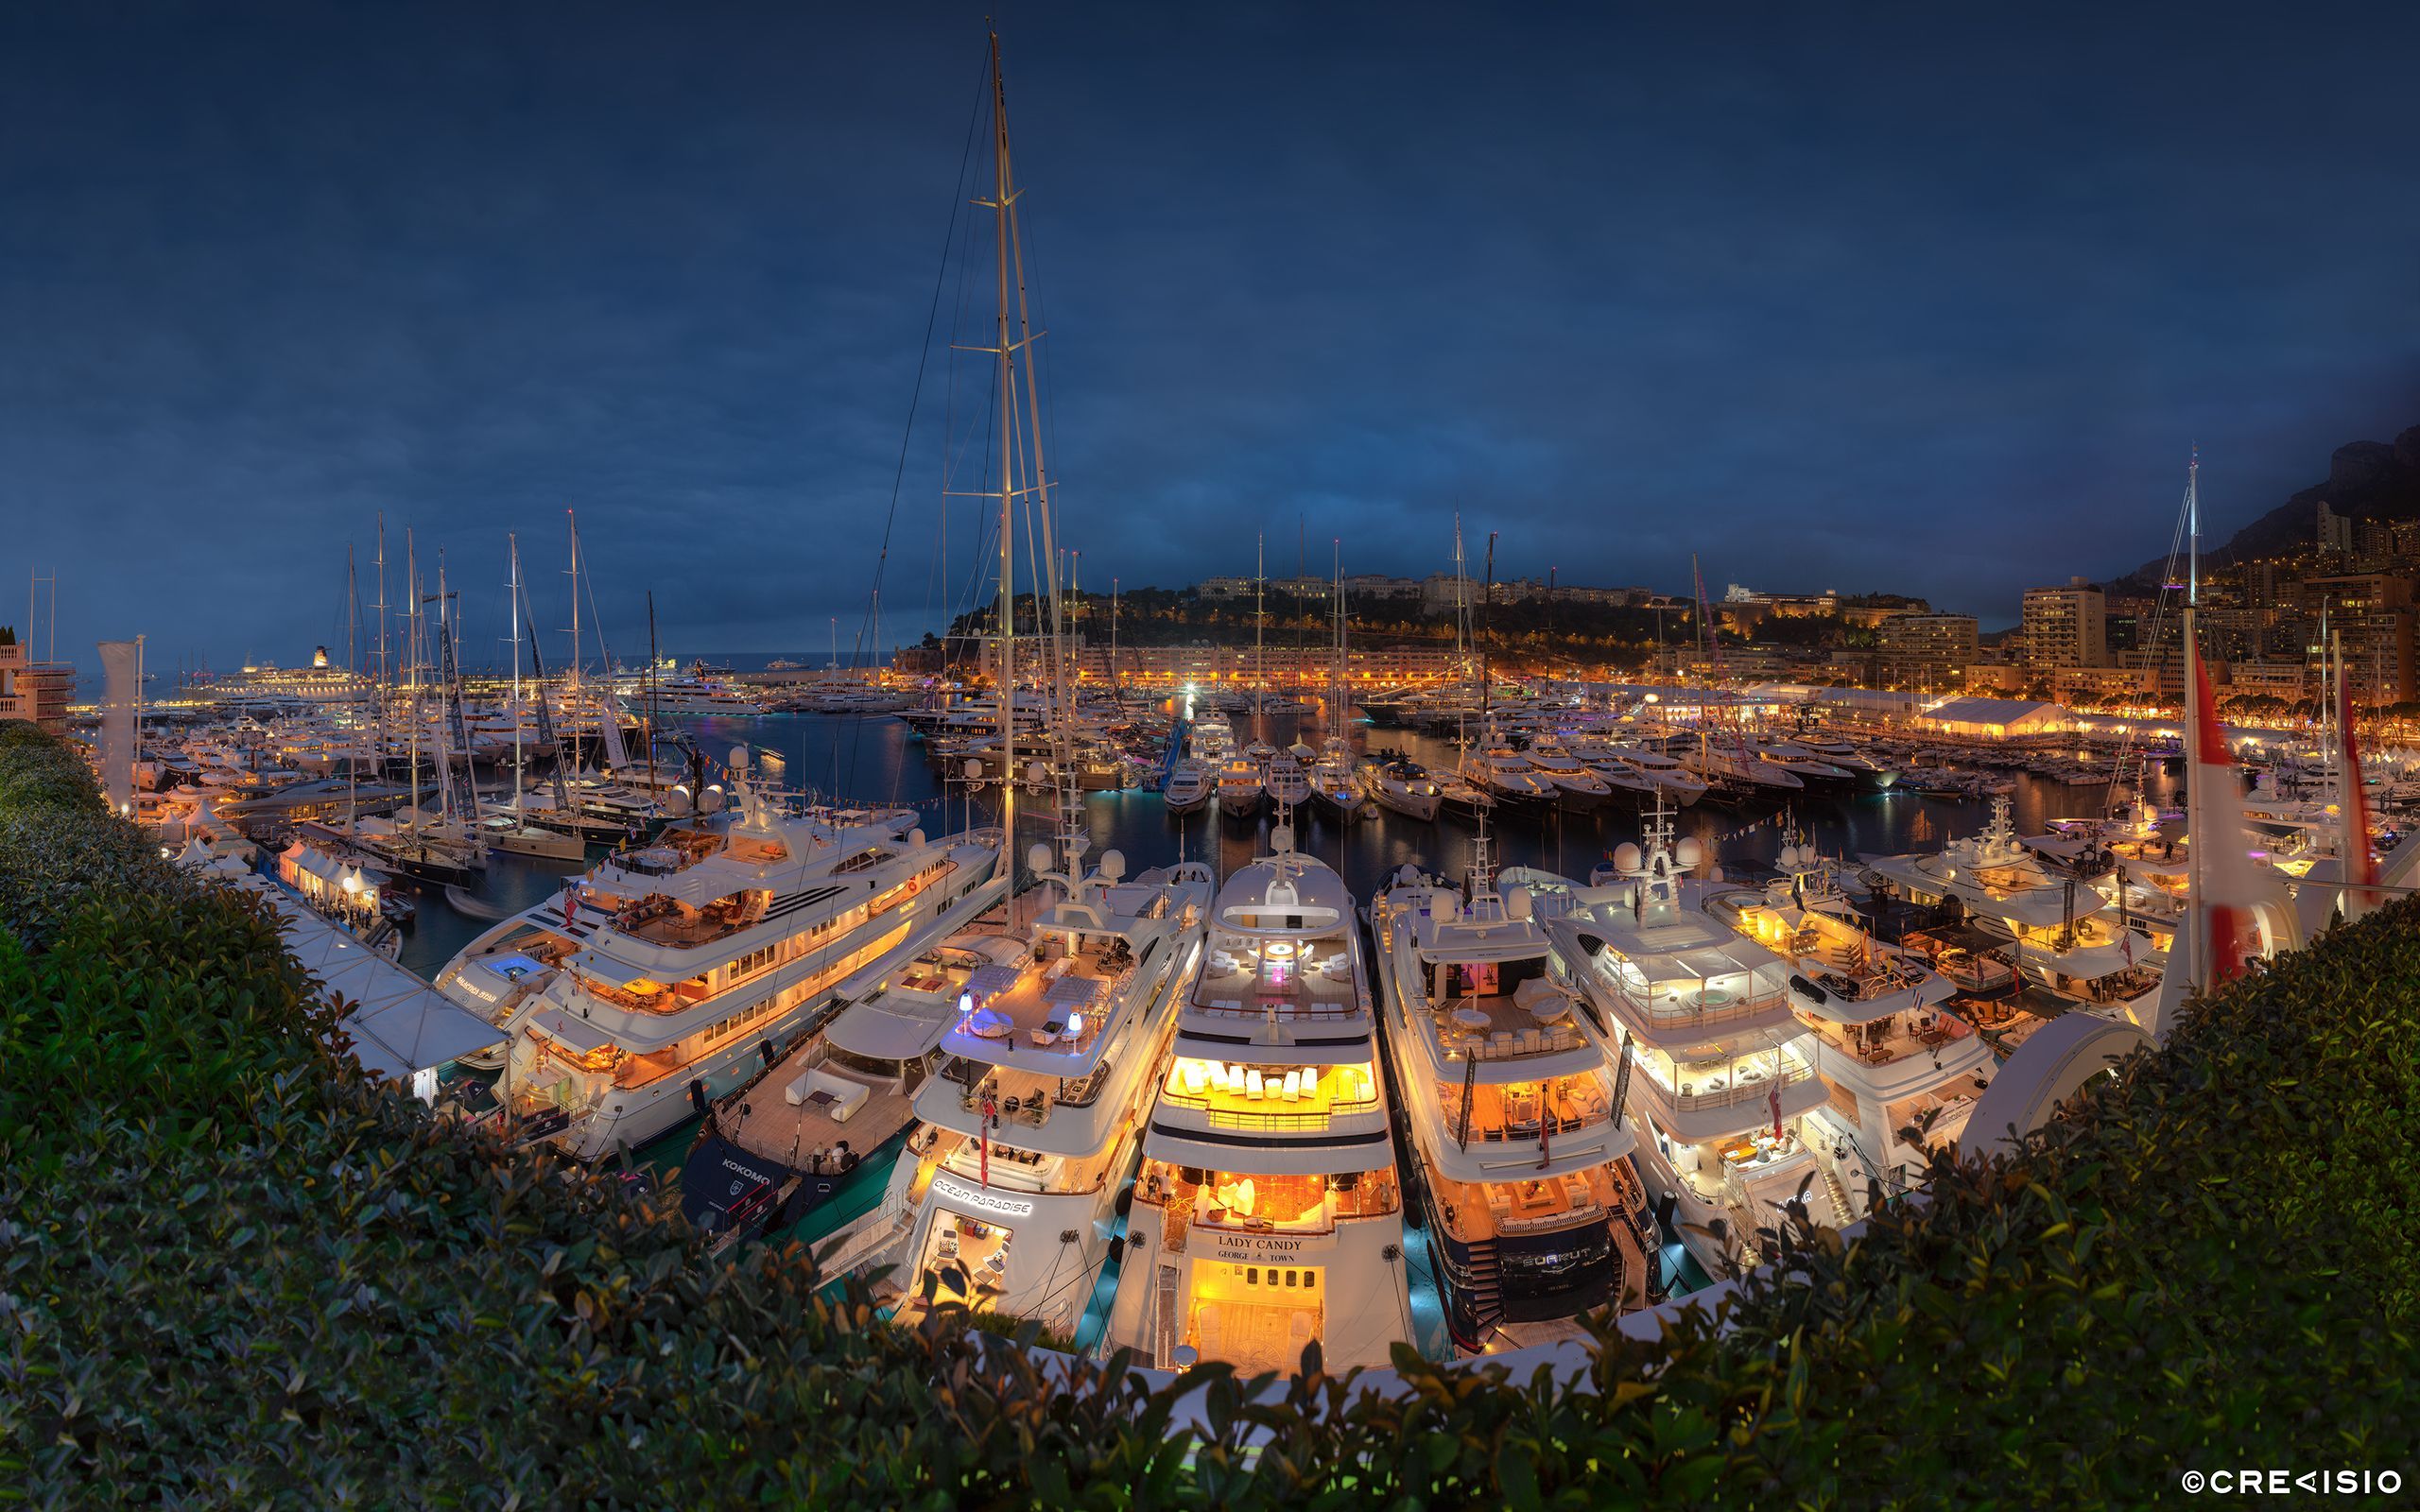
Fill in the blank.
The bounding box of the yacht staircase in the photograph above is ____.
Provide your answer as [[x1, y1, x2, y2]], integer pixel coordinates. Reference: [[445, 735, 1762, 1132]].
[[1611, 1204, 1666, 1304], [1153, 1263, 1182, 1368], [1462, 1239, 1505, 1334]]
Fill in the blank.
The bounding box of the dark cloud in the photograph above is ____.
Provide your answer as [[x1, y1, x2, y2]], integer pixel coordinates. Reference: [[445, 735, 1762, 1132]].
[[2, 2, 2416, 669]]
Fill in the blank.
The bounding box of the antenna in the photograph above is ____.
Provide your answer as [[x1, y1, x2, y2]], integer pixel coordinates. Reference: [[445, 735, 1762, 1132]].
[[2187, 443, 2201, 609], [1471, 531, 1498, 900]]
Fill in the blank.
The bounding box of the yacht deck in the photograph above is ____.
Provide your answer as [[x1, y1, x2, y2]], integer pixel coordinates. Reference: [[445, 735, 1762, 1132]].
[[1803, 1009, 1975, 1068], [1436, 1076, 1612, 1142], [1192, 936, 1358, 1020], [1429, 1162, 1632, 1245], [722, 1065, 913, 1168], [1185, 1297, 1321, 1377], [1427, 990, 1591, 1061], [957, 934, 1139, 1057]]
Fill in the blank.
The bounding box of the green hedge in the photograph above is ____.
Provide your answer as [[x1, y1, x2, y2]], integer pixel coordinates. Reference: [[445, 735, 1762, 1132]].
[[0, 718, 2408, 1507]]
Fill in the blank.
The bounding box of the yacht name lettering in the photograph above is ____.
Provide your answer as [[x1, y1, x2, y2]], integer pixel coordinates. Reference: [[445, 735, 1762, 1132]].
[[1213, 1234, 1310, 1257]]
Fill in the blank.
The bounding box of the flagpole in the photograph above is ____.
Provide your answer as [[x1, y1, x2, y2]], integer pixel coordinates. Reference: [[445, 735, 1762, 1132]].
[[2182, 605, 2201, 992]]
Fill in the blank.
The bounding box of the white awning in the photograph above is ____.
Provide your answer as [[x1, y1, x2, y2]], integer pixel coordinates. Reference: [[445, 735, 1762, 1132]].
[[268, 894, 505, 1079], [526, 1006, 616, 1055], [825, 996, 955, 1063]]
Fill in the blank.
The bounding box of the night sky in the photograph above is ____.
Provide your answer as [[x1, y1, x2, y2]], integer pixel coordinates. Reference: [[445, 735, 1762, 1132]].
[[4, 3, 2417, 671]]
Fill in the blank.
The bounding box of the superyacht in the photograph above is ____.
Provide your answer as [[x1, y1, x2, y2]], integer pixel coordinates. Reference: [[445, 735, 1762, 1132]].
[[1538, 804, 1830, 1279], [1371, 835, 1657, 1349], [433, 751, 1006, 1160], [1864, 796, 2165, 1022], [1101, 824, 1418, 1373], [884, 836, 1213, 1339], [1704, 839, 1995, 1205]]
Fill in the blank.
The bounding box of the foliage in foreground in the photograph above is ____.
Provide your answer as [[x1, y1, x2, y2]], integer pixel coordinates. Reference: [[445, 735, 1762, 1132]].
[[0, 718, 2409, 1508]]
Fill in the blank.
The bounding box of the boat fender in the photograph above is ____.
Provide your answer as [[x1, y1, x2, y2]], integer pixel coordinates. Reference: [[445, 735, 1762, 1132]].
[[686, 1079, 708, 1115]]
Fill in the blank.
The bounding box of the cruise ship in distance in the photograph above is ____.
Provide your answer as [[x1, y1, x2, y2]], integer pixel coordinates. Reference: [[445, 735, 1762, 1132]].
[[1102, 825, 1416, 1374], [432, 752, 1005, 1160], [1704, 841, 1996, 1201], [885, 838, 1213, 1341], [1539, 805, 1834, 1279], [1370, 839, 1655, 1349], [609, 659, 769, 717]]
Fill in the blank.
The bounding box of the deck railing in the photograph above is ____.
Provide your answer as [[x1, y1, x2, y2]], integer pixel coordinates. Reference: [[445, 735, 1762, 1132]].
[[1635, 1058, 1815, 1114], [1154, 1087, 1379, 1132]]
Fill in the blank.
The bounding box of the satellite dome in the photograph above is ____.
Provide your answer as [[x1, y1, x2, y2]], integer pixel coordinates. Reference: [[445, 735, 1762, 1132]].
[[1505, 887, 1534, 920], [908, 829, 925, 848], [1613, 842, 1643, 873], [730, 745, 749, 770], [1779, 843, 1801, 868], [1099, 848, 1126, 881], [1675, 836, 1704, 868], [964, 758, 984, 780], [1028, 842, 1054, 873], [1270, 823, 1295, 854], [1707, 864, 1726, 883], [1027, 760, 1047, 785]]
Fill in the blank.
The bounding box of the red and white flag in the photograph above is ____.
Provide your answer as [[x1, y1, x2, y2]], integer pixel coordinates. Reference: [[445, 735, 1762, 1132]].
[[2336, 670, 2380, 921], [978, 1094, 996, 1188], [2187, 625, 2264, 987]]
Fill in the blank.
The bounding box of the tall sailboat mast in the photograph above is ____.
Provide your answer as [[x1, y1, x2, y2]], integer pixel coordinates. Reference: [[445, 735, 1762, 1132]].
[[508, 532, 525, 817], [405, 532, 422, 832], [2187, 444, 2200, 610], [371, 517, 389, 826], [344, 542, 360, 830], [565, 508, 582, 691], [980, 28, 1058, 871], [989, 30, 1018, 871], [1331, 539, 1347, 747]]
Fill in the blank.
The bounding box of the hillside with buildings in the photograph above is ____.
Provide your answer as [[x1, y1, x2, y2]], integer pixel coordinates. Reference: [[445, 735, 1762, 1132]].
[[2121, 422, 2420, 582], [910, 423, 2420, 719]]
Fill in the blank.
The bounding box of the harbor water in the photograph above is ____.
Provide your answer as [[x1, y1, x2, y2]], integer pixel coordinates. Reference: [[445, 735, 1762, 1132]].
[[401, 707, 2182, 979]]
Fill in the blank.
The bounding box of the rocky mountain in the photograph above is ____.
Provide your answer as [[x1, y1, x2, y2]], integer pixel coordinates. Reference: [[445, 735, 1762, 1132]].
[[2114, 422, 2420, 590]]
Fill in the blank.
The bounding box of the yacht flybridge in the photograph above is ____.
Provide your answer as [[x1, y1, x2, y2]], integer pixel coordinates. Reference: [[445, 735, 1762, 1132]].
[[1372, 836, 1656, 1349], [1538, 802, 1830, 1279], [433, 749, 1006, 1160], [886, 837, 1213, 1340], [1102, 824, 1417, 1374]]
